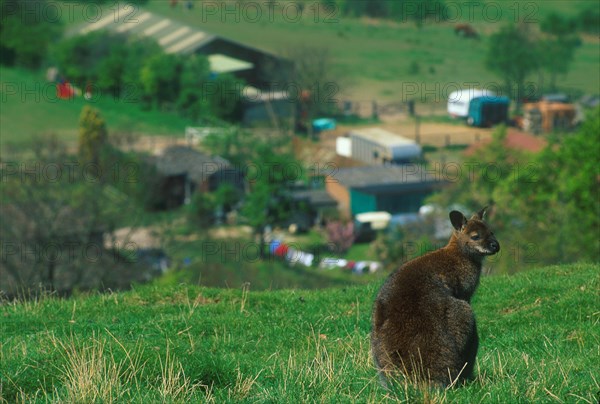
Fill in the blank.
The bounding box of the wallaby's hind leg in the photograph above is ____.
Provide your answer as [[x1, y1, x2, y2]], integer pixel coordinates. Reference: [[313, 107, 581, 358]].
[[441, 298, 478, 383], [371, 336, 390, 389]]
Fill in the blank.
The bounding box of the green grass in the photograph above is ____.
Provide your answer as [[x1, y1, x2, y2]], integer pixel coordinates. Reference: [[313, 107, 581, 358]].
[[0, 66, 193, 150], [143, 0, 600, 101], [2, 263, 598, 402]]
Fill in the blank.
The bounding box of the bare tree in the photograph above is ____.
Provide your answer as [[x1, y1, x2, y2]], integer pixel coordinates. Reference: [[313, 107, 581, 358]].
[[0, 135, 143, 298], [278, 45, 340, 137]]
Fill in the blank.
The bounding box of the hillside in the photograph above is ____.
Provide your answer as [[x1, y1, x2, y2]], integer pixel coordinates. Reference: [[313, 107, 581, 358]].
[[144, 0, 600, 101], [0, 67, 193, 150], [1, 263, 598, 402]]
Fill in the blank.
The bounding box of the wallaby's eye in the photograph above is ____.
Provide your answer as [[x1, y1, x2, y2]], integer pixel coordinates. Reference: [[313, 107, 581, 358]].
[[470, 234, 481, 241]]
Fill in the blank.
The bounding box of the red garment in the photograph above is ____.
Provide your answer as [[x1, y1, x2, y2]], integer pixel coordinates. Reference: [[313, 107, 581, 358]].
[[274, 244, 289, 257], [57, 81, 74, 99]]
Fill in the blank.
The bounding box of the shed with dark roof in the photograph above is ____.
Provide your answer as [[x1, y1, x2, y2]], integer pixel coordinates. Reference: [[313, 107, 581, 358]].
[[325, 165, 442, 217], [151, 146, 244, 209]]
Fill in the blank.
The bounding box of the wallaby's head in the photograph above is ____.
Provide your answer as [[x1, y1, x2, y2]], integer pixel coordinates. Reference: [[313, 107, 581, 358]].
[[449, 207, 500, 257]]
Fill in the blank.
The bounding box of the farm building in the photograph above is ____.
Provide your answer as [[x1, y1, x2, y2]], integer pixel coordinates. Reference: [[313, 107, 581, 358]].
[[325, 165, 442, 217], [336, 128, 422, 165], [73, 6, 291, 90], [150, 146, 244, 209], [240, 88, 295, 127]]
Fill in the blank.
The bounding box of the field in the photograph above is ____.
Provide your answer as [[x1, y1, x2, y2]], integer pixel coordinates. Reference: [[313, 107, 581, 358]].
[[3, 0, 598, 149], [0, 67, 193, 151], [144, 0, 600, 100], [2, 263, 598, 402]]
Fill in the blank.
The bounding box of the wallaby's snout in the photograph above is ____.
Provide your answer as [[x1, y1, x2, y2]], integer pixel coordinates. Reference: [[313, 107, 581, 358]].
[[450, 208, 500, 257], [487, 236, 500, 254]]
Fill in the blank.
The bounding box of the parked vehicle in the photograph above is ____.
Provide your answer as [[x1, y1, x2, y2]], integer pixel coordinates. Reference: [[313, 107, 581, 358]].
[[337, 128, 422, 165], [447, 89, 495, 118], [354, 211, 392, 243], [466, 96, 510, 127]]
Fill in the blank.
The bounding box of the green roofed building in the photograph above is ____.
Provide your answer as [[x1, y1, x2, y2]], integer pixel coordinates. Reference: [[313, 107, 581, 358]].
[[325, 165, 444, 217]]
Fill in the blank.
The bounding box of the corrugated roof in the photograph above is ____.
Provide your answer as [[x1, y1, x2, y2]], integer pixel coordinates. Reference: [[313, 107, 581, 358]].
[[348, 128, 417, 147], [331, 165, 440, 190], [73, 6, 288, 79], [75, 6, 217, 55], [291, 189, 337, 207], [154, 146, 230, 183]]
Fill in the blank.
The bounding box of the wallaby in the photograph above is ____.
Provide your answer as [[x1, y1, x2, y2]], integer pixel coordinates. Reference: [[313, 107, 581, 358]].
[[371, 207, 500, 387]]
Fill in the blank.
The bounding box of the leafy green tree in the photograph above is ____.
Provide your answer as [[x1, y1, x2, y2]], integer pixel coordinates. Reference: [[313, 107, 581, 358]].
[[341, 0, 367, 17], [233, 137, 299, 256], [538, 13, 581, 92], [121, 38, 163, 103], [177, 54, 211, 120], [53, 31, 162, 100], [241, 145, 295, 225], [0, 0, 63, 68], [539, 36, 580, 92], [485, 24, 539, 108], [187, 190, 217, 228], [205, 73, 244, 122], [575, 5, 600, 34], [430, 111, 600, 271], [540, 12, 576, 37], [494, 108, 600, 265], [430, 125, 522, 214], [140, 52, 183, 109], [78, 105, 108, 167]]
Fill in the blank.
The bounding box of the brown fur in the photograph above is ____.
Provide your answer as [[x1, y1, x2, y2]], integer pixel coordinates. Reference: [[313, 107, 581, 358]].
[[371, 208, 499, 387], [454, 23, 479, 39]]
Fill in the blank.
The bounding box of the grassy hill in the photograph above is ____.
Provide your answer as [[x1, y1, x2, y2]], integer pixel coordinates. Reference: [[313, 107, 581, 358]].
[[0, 67, 193, 151], [2, 263, 598, 402], [144, 0, 600, 101]]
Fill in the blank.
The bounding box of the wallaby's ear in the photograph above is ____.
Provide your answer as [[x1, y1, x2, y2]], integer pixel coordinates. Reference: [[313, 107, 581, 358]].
[[476, 206, 488, 220], [449, 210, 467, 231]]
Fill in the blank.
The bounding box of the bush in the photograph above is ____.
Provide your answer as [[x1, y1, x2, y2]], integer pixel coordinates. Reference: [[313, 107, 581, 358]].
[[52, 31, 163, 100], [575, 5, 600, 34], [0, 0, 63, 68], [187, 191, 217, 228]]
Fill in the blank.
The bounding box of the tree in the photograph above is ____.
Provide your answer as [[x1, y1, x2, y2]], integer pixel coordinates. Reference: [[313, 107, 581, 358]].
[[539, 36, 580, 91], [540, 12, 576, 37], [539, 13, 581, 91], [574, 5, 600, 34], [177, 54, 211, 121], [0, 136, 143, 296], [493, 108, 600, 265], [240, 146, 297, 256], [53, 31, 163, 101], [205, 73, 244, 122], [280, 44, 338, 137], [140, 52, 183, 110], [0, 0, 63, 68], [485, 24, 539, 109], [78, 106, 108, 167], [428, 111, 600, 271]]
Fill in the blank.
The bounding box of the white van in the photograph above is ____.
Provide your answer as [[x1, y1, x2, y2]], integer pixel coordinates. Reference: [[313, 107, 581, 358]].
[[447, 89, 495, 118]]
